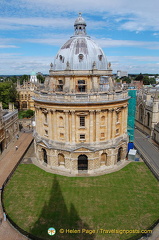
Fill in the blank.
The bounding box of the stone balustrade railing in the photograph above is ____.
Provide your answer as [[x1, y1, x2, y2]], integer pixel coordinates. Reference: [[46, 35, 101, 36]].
[[33, 91, 129, 103]]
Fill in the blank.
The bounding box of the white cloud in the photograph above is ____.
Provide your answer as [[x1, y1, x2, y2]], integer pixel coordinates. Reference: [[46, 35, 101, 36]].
[[0, 53, 53, 75], [0, 16, 106, 32], [2, 34, 159, 50], [95, 38, 159, 50], [109, 55, 159, 74], [1, 0, 159, 75], [6, 0, 158, 32], [0, 45, 19, 48], [2, 0, 159, 32], [1, 53, 159, 75]]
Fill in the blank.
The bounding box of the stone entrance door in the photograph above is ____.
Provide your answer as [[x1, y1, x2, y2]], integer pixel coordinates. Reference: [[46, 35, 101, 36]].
[[42, 148, 48, 164], [117, 147, 123, 162], [78, 155, 88, 170]]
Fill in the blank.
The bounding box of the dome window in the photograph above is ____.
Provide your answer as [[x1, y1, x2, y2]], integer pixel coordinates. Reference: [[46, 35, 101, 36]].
[[79, 54, 84, 62], [77, 80, 86, 92], [98, 55, 103, 61], [59, 55, 65, 63], [57, 79, 63, 92]]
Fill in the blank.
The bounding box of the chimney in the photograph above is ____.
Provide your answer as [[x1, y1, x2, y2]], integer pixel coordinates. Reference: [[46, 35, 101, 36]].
[[0, 102, 3, 110], [9, 103, 14, 112]]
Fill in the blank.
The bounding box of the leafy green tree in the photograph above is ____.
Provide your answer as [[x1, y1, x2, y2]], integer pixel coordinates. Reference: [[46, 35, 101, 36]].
[[0, 81, 17, 108], [149, 78, 156, 85], [19, 75, 29, 85], [143, 76, 150, 85], [122, 76, 131, 83], [10, 75, 18, 83], [142, 76, 156, 85], [19, 109, 34, 119], [135, 73, 144, 81], [37, 74, 45, 83]]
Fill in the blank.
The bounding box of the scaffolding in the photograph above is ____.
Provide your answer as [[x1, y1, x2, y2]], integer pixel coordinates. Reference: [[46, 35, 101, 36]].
[[127, 89, 137, 142]]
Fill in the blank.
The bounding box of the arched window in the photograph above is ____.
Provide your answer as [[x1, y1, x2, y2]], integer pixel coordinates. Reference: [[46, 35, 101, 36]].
[[42, 148, 47, 164], [59, 116, 64, 127], [139, 105, 144, 122], [44, 113, 47, 123], [57, 80, 63, 91], [117, 147, 123, 162], [101, 153, 108, 166], [116, 112, 120, 122], [22, 101, 27, 109], [147, 112, 150, 126], [101, 116, 105, 125], [58, 153, 65, 166]]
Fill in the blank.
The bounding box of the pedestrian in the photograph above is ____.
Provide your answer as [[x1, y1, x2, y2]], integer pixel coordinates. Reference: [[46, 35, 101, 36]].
[[3, 213, 6, 221], [15, 146, 18, 150]]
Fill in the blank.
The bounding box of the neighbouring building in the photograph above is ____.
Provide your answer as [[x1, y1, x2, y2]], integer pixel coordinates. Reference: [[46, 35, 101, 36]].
[[117, 70, 128, 79], [16, 71, 39, 110], [153, 123, 159, 144], [33, 14, 130, 176], [135, 87, 159, 136], [0, 103, 19, 154]]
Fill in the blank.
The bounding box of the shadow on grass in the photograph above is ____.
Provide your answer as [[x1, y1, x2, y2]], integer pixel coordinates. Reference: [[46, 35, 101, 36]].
[[30, 176, 95, 240]]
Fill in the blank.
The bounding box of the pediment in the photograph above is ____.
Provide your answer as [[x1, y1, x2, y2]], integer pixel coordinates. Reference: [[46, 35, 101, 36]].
[[38, 140, 52, 149], [74, 147, 92, 152]]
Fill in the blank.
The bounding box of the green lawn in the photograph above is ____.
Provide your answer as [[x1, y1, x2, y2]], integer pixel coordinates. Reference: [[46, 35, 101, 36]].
[[3, 162, 159, 240]]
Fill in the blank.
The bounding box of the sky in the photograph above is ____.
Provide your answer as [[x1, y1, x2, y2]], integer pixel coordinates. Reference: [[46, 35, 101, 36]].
[[1, 0, 159, 75]]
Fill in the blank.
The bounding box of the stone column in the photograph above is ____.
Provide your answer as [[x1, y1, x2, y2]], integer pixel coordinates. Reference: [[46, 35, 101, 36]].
[[124, 106, 128, 133], [111, 110, 116, 138], [71, 110, 75, 143], [107, 109, 112, 140], [120, 108, 124, 135], [35, 107, 39, 133], [48, 110, 53, 140], [89, 110, 94, 142], [96, 110, 100, 142], [64, 110, 69, 142], [52, 110, 57, 141], [40, 109, 43, 136]]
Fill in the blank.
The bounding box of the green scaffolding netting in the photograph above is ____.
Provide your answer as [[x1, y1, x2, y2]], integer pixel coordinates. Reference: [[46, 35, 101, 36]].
[[127, 89, 137, 142]]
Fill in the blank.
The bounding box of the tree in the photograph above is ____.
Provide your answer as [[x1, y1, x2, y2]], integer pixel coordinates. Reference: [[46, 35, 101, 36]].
[[142, 76, 156, 85], [19, 75, 29, 85], [19, 109, 34, 119], [37, 74, 45, 83], [0, 81, 17, 109], [122, 76, 131, 83], [143, 76, 150, 85], [135, 73, 144, 81]]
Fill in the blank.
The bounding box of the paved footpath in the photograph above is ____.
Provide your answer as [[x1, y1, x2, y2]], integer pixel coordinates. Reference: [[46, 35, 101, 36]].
[[0, 132, 33, 240], [134, 129, 159, 240]]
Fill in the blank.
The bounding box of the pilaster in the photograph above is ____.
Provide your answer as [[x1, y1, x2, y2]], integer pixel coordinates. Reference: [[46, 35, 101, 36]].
[[96, 110, 100, 142], [71, 110, 75, 143], [89, 110, 94, 143], [64, 110, 69, 142]]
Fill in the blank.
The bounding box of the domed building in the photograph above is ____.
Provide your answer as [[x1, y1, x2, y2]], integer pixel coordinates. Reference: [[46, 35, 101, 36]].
[[33, 13, 129, 176]]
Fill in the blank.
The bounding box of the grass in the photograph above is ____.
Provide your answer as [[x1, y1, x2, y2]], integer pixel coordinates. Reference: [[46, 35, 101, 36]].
[[3, 162, 159, 240]]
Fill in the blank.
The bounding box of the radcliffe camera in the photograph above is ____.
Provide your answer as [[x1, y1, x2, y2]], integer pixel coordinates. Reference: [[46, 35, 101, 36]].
[[0, 3, 159, 240]]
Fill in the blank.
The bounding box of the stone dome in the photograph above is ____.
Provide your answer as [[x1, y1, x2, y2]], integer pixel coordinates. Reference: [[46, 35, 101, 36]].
[[53, 14, 108, 71]]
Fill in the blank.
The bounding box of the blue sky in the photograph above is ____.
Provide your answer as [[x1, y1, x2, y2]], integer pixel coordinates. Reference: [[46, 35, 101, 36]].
[[1, 0, 159, 75]]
